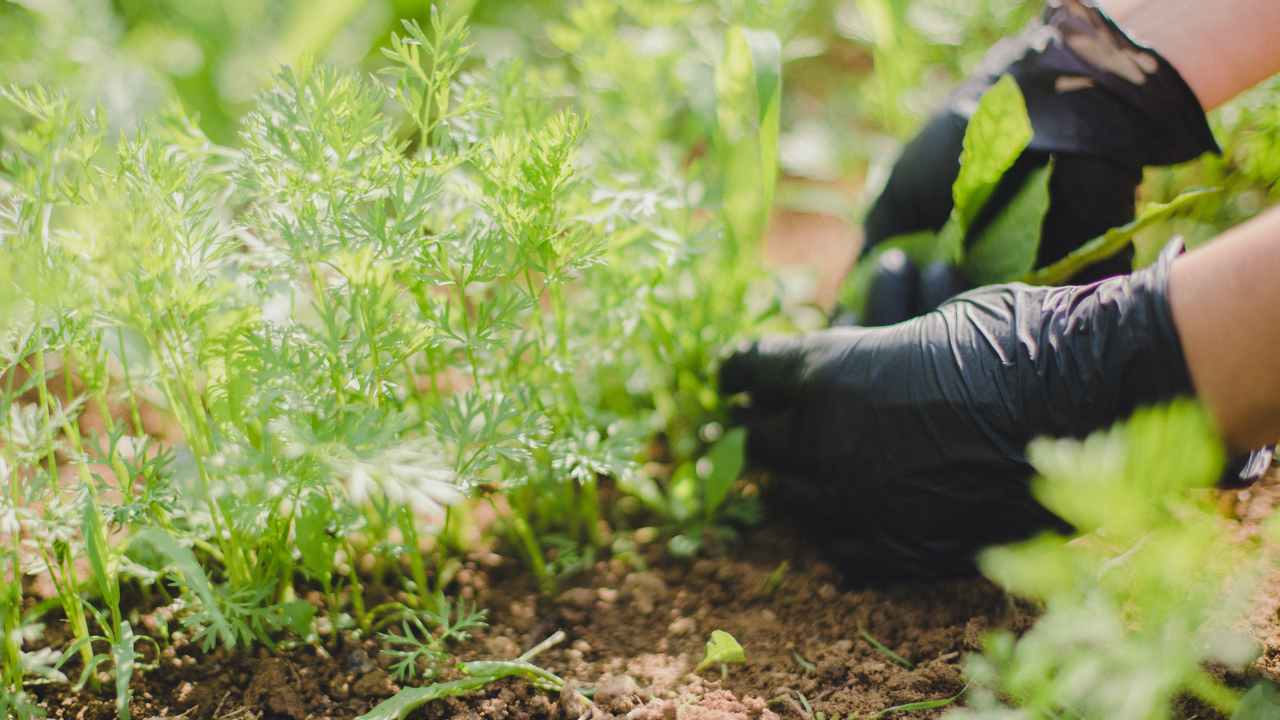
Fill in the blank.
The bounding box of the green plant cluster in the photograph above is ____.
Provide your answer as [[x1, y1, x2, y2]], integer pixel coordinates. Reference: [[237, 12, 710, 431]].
[[952, 402, 1279, 720], [0, 3, 800, 716], [4, 1, 1280, 719]]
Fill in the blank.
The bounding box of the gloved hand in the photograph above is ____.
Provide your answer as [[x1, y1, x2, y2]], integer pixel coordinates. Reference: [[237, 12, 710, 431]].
[[722, 244, 1235, 582], [845, 250, 969, 327], [854, 0, 1218, 324]]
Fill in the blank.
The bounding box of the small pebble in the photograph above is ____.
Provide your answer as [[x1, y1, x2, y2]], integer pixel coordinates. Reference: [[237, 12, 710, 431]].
[[668, 617, 696, 636], [558, 587, 597, 609]]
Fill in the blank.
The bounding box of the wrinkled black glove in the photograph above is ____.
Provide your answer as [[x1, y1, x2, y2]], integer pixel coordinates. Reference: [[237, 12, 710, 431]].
[[848, 250, 969, 327], [723, 245, 1268, 582], [855, 0, 1217, 323]]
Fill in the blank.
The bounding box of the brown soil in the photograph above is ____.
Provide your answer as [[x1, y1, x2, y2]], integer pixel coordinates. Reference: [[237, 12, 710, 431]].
[[33, 524, 1030, 720], [31, 467, 1280, 720], [763, 205, 861, 310]]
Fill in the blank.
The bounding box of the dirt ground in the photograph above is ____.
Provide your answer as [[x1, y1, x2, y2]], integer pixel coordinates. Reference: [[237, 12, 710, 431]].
[[32, 522, 1032, 720], [32, 466, 1280, 720]]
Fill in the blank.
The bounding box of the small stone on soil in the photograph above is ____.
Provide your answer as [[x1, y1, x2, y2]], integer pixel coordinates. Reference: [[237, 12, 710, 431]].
[[559, 679, 590, 718], [485, 634, 521, 658], [352, 668, 398, 699], [594, 673, 641, 712], [623, 572, 668, 615], [345, 646, 376, 674], [668, 617, 696, 636], [560, 587, 598, 609], [626, 699, 678, 720]]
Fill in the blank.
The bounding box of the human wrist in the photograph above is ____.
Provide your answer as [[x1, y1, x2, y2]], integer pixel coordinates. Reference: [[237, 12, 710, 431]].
[[1096, 0, 1280, 110]]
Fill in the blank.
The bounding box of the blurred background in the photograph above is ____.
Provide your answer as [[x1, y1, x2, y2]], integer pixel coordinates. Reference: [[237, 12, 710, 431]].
[[3, 0, 1276, 301]]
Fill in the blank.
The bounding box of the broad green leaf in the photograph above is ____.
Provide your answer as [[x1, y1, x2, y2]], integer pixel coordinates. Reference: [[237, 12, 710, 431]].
[[963, 161, 1053, 285], [695, 629, 747, 673], [716, 27, 782, 253], [951, 75, 1033, 233], [934, 219, 966, 266], [1022, 188, 1220, 285], [132, 529, 235, 649], [701, 427, 745, 517], [296, 492, 338, 582], [1233, 682, 1280, 720]]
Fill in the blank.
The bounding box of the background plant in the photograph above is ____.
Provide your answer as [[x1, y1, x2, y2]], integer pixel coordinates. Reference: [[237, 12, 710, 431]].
[[0, 0, 803, 714]]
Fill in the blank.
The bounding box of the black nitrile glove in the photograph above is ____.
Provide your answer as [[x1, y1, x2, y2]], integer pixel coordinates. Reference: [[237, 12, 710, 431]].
[[859, 0, 1218, 313], [723, 244, 1208, 581], [853, 250, 969, 327]]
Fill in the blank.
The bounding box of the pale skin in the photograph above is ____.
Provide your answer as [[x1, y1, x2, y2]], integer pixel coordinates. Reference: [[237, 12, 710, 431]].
[[1099, 0, 1280, 111], [1095, 0, 1280, 450]]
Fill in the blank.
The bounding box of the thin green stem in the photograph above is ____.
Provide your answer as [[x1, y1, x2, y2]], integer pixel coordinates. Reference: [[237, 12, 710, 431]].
[[113, 328, 147, 438], [504, 502, 551, 595], [345, 540, 368, 631], [2, 453, 23, 693], [1186, 670, 1240, 718], [577, 477, 603, 548], [397, 508, 432, 608]]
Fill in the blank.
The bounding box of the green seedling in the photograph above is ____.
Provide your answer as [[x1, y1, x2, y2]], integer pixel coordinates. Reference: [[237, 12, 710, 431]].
[[378, 597, 487, 683], [0, 1, 799, 710], [760, 560, 790, 596], [695, 629, 747, 678], [358, 631, 587, 720]]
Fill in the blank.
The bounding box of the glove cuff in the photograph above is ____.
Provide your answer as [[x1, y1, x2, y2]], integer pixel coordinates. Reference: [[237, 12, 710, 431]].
[[1118, 238, 1195, 405], [957, 0, 1218, 168], [1030, 239, 1194, 438], [1067, 0, 1220, 164]]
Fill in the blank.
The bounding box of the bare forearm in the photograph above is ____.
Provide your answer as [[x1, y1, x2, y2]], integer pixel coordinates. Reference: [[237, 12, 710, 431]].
[[1171, 207, 1280, 450], [1099, 0, 1280, 110]]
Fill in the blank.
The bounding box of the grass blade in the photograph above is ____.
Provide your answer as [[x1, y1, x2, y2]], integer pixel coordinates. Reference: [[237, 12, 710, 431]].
[[865, 686, 967, 719], [858, 628, 913, 670]]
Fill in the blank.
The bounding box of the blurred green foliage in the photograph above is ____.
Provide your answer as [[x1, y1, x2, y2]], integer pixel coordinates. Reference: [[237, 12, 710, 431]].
[[954, 401, 1275, 719]]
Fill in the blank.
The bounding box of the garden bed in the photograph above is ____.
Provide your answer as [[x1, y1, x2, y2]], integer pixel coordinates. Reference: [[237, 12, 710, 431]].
[[28, 524, 1029, 720], [32, 464, 1280, 720]]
